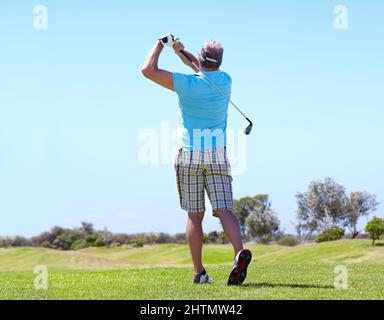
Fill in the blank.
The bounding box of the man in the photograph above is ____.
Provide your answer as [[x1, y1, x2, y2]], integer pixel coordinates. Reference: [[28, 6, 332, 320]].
[[141, 34, 252, 285]]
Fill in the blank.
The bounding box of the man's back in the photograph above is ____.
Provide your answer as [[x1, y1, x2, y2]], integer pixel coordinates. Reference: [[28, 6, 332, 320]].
[[173, 70, 232, 150]]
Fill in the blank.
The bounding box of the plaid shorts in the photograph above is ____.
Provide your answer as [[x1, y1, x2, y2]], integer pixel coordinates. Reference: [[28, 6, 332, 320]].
[[174, 148, 233, 214]]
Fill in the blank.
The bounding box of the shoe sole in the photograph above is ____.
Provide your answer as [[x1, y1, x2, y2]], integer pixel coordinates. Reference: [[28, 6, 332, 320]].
[[227, 249, 252, 286]]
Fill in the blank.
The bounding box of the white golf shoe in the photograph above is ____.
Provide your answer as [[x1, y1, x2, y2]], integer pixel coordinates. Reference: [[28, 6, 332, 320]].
[[193, 269, 214, 284]]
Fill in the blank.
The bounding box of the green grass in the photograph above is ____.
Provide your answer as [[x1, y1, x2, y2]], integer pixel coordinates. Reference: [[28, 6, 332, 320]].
[[0, 240, 383, 300]]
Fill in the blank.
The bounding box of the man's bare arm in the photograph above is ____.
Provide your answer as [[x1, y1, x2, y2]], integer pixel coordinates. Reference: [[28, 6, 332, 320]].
[[141, 41, 173, 90]]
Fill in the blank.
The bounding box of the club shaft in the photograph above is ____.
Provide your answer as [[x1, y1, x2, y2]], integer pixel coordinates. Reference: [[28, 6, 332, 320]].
[[198, 67, 248, 120], [179, 50, 250, 122]]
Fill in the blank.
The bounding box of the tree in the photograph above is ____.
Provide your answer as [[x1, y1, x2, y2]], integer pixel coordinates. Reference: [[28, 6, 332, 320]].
[[246, 200, 280, 244], [218, 231, 229, 244], [345, 192, 379, 238], [291, 220, 308, 242], [53, 230, 81, 250], [31, 231, 52, 247], [100, 227, 112, 246], [32, 226, 68, 247], [234, 195, 270, 237], [155, 233, 175, 244], [80, 222, 94, 237], [208, 231, 219, 243], [94, 237, 105, 247], [296, 178, 348, 233], [71, 239, 88, 250], [85, 233, 99, 245], [132, 238, 145, 248], [10, 236, 31, 247], [53, 234, 74, 250], [365, 217, 384, 246], [0, 238, 12, 248], [175, 233, 187, 244]]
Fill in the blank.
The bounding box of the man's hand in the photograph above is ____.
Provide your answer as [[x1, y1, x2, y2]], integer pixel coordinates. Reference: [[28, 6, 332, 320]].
[[173, 41, 200, 73], [159, 33, 177, 47]]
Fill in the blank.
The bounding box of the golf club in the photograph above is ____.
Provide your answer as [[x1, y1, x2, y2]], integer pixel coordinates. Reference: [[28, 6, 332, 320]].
[[179, 49, 253, 135]]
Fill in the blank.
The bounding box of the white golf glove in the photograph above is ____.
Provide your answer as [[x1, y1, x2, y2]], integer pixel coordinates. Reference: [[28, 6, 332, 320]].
[[158, 33, 178, 47]]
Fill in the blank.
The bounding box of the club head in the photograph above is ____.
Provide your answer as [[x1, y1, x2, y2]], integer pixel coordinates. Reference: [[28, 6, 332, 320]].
[[244, 119, 253, 135]]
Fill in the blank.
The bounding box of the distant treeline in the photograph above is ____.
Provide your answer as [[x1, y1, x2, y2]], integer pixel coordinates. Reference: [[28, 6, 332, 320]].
[[0, 222, 232, 250], [1, 178, 383, 250]]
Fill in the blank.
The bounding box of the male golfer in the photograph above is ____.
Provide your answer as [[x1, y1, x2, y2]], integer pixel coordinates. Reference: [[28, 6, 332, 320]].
[[142, 34, 252, 285]]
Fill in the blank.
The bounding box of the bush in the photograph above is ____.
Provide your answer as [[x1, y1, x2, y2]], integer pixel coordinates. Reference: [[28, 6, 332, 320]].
[[94, 237, 105, 247], [365, 217, 384, 246], [32, 227, 69, 247], [208, 231, 219, 244], [40, 241, 52, 249], [9, 236, 32, 247], [175, 233, 187, 244], [277, 235, 299, 247], [155, 233, 174, 244], [316, 226, 345, 243], [132, 239, 144, 248], [53, 234, 73, 250], [273, 230, 286, 242], [0, 238, 13, 248], [85, 233, 99, 245], [110, 233, 133, 246], [53, 230, 81, 250], [110, 242, 121, 248], [71, 239, 88, 250], [218, 231, 229, 244]]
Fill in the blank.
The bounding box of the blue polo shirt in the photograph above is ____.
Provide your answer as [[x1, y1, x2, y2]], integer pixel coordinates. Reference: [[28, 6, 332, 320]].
[[173, 70, 232, 151]]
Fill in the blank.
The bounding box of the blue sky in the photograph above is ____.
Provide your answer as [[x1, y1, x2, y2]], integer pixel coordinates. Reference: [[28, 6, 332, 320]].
[[0, 0, 383, 237]]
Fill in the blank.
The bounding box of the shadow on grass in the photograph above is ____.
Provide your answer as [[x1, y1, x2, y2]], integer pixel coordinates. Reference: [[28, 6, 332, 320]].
[[374, 243, 384, 247], [242, 282, 334, 290]]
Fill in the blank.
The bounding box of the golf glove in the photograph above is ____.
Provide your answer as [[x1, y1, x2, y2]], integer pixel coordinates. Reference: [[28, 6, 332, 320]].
[[158, 33, 178, 47]]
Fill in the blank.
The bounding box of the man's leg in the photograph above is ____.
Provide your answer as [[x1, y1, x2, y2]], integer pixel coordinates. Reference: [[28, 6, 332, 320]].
[[205, 149, 251, 285], [215, 209, 252, 286], [214, 210, 243, 256], [186, 212, 205, 274]]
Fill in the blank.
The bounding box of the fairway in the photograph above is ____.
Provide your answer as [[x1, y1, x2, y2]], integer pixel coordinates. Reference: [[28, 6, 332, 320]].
[[0, 240, 383, 300]]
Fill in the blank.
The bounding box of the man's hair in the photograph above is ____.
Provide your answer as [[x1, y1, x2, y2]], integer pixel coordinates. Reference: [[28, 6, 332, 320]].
[[199, 40, 224, 69]]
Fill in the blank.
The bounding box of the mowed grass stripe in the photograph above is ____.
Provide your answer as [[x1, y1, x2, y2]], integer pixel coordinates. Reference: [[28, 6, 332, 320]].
[[0, 240, 384, 299], [1, 263, 383, 300], [1, 240, 384, 272]]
